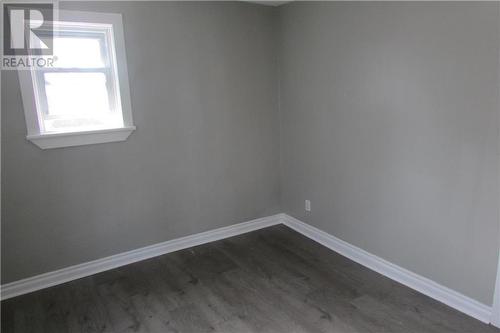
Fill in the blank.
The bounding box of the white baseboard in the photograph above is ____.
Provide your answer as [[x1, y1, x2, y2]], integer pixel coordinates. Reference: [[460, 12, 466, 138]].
[[281, 214, 496, 326], [2, 212, 497, 328], [0, 214, 282, 300], [491, 254, 500, 327]]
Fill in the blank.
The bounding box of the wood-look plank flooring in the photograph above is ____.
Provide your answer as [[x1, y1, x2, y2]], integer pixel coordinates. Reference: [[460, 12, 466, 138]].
[[2, 225, 499, 332]]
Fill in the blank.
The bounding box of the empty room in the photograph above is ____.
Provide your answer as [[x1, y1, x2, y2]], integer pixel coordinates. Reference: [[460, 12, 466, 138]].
[[1, 1, 500, 332]]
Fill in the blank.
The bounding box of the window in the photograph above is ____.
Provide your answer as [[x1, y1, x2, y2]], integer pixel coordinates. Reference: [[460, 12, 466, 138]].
[[18, 10, 135, 149]]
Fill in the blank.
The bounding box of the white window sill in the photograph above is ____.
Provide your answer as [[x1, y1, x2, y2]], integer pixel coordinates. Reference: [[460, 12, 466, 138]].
[[27, 126, 136, 149]]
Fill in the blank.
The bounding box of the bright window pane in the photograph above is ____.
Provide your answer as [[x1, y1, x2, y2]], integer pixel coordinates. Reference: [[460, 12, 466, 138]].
[[45, 72, 110, 115], [42, 72, 122, 133], [52, 37, 105, 68]]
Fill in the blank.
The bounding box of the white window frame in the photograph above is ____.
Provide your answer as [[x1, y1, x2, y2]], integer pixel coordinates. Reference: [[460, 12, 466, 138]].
[[18, 10, 135, 149]]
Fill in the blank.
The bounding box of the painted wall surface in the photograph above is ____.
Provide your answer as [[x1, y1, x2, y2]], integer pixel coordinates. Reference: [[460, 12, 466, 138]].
[[1, 1, 280, 283], [278, 2, 499, 305], [3, 0, 499, 308]]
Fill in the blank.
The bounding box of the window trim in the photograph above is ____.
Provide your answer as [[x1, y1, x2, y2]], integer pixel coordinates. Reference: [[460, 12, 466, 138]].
[[18, 10, 135, 149]]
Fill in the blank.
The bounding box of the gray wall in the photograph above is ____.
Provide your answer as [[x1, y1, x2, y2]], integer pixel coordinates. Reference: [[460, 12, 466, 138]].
[[3, 0, 499, 308], [1, 1, 280, 283], [278, 2, 499, 305]]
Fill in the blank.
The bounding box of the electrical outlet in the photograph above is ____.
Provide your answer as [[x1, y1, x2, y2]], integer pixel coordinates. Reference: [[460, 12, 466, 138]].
[[305, 200, 311, 212]]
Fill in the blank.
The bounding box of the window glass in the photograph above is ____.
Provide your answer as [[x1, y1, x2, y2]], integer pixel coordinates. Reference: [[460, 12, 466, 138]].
[[33, 25, 123, 134], [52, 36, 105, 68], [44, 72, 110, 116], [43, 72, 122, 132]]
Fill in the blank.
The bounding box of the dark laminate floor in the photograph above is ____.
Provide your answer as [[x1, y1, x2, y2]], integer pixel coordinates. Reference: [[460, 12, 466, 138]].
[[2, 225, 499, 333]]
